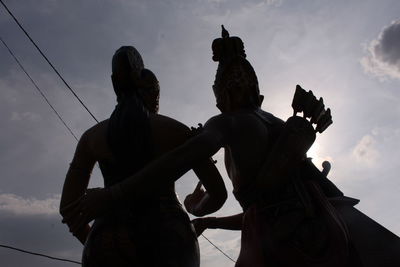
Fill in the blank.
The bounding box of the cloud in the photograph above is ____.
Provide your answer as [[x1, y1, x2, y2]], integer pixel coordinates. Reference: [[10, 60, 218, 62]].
[[0, 193, 60, 215], [0, 210, 81, 267], [10, 111, 41, 121], [361, 19, 400, 80], [352, 134, 380, 166]]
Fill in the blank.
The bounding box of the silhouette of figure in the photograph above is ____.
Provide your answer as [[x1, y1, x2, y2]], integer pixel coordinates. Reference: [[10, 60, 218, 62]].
[[59, 46, 227, 267], [66, 29, 400, 266]]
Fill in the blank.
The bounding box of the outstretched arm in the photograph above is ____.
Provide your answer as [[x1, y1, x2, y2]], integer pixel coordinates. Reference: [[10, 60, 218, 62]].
[[184, 162, 228, 217], [191, 213, 244, 236], [60, 131, 96, 244], [114, 124, 226, 203]]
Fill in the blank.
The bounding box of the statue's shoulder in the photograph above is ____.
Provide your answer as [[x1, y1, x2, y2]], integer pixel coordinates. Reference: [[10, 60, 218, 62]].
[[255, 109, 284, 126], [150, 113, 191, 140], [204, 113, 235, 130], [150, 113, 189, 129], [82, 119, 109, 141]]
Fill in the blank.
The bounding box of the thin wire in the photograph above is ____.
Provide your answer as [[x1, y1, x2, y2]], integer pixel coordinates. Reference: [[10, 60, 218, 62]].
[[201, 234, 236, 263], [0, 0, 99, 123], [0, 244, 81, 265], [0, 36, 79, 141]]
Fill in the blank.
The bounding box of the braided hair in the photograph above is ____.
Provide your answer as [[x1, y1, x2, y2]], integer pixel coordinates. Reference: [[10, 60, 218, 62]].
[[107, 46, 155, 182]]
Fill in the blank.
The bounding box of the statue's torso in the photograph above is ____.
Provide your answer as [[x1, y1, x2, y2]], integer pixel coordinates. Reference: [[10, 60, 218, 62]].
[[222, 109, 284, 202]]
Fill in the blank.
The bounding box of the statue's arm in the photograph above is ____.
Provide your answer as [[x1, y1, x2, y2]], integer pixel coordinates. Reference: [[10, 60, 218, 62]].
[[185, 159, 228, 217], [191, 213, 244, 236], [60, 131, 96, 244], [113, 115, 229, 205]]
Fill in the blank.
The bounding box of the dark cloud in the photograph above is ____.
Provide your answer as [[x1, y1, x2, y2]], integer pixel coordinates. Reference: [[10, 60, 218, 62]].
[[362, 19, 400, 79], [374, 20, 400, 69]]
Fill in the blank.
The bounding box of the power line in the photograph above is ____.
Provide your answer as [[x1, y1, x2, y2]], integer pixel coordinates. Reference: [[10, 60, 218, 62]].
[[0, 36, 79, 141], [201, 234, 236, 263], [0, 0, 99, 124], [0, 244, 81, 265]]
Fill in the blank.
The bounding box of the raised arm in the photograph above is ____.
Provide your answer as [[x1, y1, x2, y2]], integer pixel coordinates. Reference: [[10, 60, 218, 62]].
[[191, 213, 244, 237], [184, 157, 228, 217], [60, 131, 96, 244]]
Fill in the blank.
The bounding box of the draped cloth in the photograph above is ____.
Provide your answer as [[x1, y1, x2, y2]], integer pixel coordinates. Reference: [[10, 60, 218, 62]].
[[235, 168, 351, 267], [82, 195, 199, 267]]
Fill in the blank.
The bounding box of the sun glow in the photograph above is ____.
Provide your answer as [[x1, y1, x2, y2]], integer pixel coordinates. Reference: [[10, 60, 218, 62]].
[[307, 142, 320, 160]]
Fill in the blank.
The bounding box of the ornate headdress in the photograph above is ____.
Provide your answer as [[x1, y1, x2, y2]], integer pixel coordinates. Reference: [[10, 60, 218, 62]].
[[212, 26, 260, 108]]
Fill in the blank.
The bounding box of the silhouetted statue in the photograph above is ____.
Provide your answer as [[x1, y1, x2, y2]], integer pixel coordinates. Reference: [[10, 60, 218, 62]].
[[64, 28, 400, 267], [59, 46, 227, 267], [191, 28, 400, 267]]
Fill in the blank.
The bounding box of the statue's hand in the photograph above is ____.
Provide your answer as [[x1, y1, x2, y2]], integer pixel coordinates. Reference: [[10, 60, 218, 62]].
[[184, 182, 206, 216], [190, 123, 203, 137], [191, 218, 207, 237], [61, 187, 112, 235]]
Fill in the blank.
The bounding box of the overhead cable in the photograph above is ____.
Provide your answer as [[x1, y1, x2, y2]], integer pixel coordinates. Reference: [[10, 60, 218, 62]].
[[0, 36, 79, 141], [0, 244, 81, 265], [0, 0, 98, 123]]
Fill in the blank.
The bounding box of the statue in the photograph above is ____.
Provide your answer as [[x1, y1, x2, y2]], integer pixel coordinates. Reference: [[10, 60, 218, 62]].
[[64, 28, 400, 266], [191, 27, 400, 267], [59, 46, 227, 267]]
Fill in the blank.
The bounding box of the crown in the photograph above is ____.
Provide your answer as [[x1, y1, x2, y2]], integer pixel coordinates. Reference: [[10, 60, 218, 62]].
[[212, 25, 246, 63]]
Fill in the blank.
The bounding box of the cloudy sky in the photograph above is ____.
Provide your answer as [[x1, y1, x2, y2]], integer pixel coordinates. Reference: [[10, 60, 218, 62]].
[[1, 0, 400, 266]]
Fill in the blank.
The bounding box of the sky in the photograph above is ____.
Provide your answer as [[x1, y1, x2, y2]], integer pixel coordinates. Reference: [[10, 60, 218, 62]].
[[1, 0, 400, 266]]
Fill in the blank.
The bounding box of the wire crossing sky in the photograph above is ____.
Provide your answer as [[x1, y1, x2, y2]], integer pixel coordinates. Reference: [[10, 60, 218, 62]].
[[0, 244, 81, 265], [0, 36, 79, 141], [0, 0, 99, 124]]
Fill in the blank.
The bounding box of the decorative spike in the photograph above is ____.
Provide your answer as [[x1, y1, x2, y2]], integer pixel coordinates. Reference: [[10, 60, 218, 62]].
[[316, 108, 329, 128], [310, 97, 325, 124], [303, 90, 316, 118], [221, 25, 229, 38], [316, 108, 332, 133], [292, 85, 306, 116], [317, 119, 333, 133]]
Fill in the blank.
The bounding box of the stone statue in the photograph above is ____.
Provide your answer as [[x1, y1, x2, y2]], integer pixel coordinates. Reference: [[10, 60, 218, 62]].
[[190, 27, 400, 267], [59, 46, 227, 267], [63, 28, 400, 267]]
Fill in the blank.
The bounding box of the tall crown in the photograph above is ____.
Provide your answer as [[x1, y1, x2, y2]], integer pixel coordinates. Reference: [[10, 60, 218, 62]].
[[212, 25, 246, 63], [212, 26, 260, 109]]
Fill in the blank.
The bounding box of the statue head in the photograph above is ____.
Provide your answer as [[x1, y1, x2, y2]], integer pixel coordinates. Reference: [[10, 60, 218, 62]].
[[212, 26, 264, 112], [137, 69, 160, 114], [111, 46, 160, 114], [111, 46, 144, 102]]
